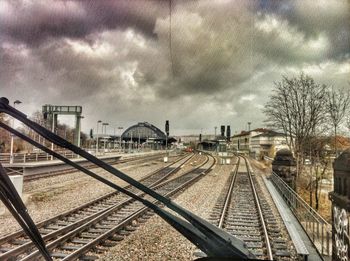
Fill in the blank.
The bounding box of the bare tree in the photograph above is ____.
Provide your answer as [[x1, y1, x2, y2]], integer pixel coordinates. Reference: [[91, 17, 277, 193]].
[[0, 113, 10, 152], [325, 87, 350, 156], [264, 73, 328, 176], [307, 135, 331, 210]]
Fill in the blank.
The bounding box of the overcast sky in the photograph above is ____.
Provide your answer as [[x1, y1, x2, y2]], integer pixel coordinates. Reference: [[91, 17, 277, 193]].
[[1, 0, 349, 135]]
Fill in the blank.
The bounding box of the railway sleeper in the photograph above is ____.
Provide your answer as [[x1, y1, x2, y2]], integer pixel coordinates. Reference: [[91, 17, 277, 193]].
[[108, 235, 124, 241], [117, 229, 130, 236], [226, 230, 262, 237], [79, 254, 99, 260], [81, 232, 100, 238], [248, 249, 264, 257], [11, 239, 30, 245], [50, 252, 68, 258], [60, 245, 81, 251], [0, 247, 12, 253], [71, 239, 91, 244], [225, 221, 260, 227], [94, 224, 114, 229], [272, 243, 288, 250], [275, 250, 292, 257], [89, 228, 109, 233], [245, 242, 264, 248], [101, 240, 118, 247], [237, 236, 262, 242]]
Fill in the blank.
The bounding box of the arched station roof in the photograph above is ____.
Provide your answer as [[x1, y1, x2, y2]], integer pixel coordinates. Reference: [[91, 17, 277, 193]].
[[121, 122, 166, 140]]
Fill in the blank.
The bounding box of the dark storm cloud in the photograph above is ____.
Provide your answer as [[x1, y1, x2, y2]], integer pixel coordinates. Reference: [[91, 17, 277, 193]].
[[1, 0, 166, 46], [256, 0, 350, 61], [1, 0, 349, 134]]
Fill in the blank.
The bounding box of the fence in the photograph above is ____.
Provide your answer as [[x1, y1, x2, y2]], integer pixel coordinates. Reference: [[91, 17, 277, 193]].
[[270, 171, 332, 259], [0, 150, 78, 164]]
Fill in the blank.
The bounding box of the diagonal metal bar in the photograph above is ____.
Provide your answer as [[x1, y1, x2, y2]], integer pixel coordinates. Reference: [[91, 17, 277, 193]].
[[0, 121, 239, 258], [0, 97, 254, 258], [0, 164, 53, 261]]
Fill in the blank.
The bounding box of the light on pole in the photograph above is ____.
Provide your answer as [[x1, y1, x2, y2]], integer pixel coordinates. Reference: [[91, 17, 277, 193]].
[[10, 100, 22, 164], [96, 120, 102, 155]]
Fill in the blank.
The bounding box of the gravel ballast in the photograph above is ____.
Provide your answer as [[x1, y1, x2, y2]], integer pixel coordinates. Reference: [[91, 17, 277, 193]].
[[99, 159, 235, 260], [0, 156, 178, 236]]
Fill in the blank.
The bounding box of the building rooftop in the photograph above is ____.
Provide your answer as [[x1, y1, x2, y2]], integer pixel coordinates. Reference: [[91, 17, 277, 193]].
[[252, 130, 286, 138], [231, 128, 270, 138]]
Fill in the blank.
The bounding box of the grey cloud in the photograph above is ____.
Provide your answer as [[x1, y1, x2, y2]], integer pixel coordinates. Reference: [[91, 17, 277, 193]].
[[1, 0, 166, 46], [1, 1, 349, 134], [257, 0, 350, 61]]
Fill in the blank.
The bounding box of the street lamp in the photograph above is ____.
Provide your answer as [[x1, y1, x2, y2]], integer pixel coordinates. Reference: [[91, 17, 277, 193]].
[[96, 120, 102, 155], [10, 100, 22, 164]]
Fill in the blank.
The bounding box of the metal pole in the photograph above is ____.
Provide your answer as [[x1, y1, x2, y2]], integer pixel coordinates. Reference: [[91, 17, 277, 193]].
[[129, 131, 133, 153], [119, 127, 123, 152], [101, 122, 109, 154], [114, 127, 116, 150], [96, 120, 101, 155], [76, 115, 83, 148], [103, 125, 106, 154], [50, 113, 56, 160], [120, 132, 122, 152]]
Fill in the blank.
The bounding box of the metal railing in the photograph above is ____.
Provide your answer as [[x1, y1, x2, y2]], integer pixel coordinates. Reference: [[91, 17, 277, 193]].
[[270, 171, 332, 259], [0, 148, 163, 164], [0, 151, 78, 164]]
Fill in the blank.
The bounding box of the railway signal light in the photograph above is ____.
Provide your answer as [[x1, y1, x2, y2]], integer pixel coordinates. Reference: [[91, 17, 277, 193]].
[[165, 120, 169, 136]]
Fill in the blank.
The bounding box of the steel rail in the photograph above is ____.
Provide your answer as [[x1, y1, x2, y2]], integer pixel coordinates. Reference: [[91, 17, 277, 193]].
[[0, 153, 192, 246], [218, 157, 240, 228], [20, 154, 214, 261], [243, 156, 273, 261], [0, 154, 195, 260]]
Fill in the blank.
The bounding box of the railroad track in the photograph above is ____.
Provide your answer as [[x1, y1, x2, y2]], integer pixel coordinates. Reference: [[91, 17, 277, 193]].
[[21, 152, 173, 181], [209, 156, 294, 260], [0, 152, 214, 260]]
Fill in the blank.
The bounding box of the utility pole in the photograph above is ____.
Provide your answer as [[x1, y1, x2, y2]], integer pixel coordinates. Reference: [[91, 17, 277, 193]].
[[50, 113, 57, 160], [118, 127, 123, 152], [102, 122, 109, 153], [165, 120, 169, 162], [129, 131, 133, 153], [214, 126, 217, 137], [96, 120, 102, 155]]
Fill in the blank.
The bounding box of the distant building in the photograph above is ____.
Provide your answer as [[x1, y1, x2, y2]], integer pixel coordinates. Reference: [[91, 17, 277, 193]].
[[250, 130, 289, 159], [231, 128, 269, 152]]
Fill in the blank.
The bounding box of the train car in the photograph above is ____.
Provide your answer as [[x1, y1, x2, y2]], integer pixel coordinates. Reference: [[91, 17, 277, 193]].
[[272, 149, 297, 189], [185, 147, 193, 153]]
